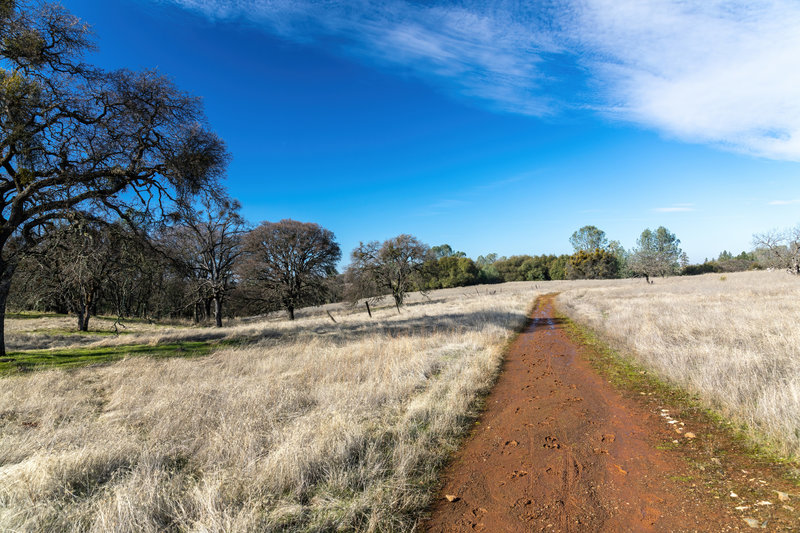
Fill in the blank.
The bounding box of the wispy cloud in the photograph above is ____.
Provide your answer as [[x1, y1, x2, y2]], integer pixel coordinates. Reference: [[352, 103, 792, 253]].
[[769, 199, 800, 205], [569, 1, 800, 161], [158, 0, 800, 160], [160, 0, 560, 115]]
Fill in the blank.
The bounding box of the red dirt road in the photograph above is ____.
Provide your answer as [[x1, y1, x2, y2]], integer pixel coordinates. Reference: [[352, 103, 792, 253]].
[[424, 295, 771, 532]]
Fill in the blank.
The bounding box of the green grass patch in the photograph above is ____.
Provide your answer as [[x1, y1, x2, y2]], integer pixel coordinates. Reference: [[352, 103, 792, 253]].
[[0, 341, 225, 375]]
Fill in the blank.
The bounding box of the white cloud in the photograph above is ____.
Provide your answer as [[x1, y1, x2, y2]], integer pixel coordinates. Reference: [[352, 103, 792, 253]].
[[569, 1, 800, 160], [160, 0, 559, 115], [158, 0, 800, 160]]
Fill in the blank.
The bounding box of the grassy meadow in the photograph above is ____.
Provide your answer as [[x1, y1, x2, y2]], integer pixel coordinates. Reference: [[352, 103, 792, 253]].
[[0, 283, 554, 532], [2, 271, 800, 531], [558, 269, 800, 459]]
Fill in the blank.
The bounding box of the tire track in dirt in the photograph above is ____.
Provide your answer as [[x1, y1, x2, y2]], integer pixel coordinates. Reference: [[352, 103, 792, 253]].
[[424, 294, 743, 532]]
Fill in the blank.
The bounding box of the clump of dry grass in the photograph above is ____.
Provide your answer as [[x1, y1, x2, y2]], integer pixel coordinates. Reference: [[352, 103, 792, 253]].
[[0, 283, 547, 532], [557, 270, 800, 458]]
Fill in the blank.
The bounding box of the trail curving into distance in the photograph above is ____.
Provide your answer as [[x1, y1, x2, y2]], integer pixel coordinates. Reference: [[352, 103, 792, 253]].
[[424, 294, 745, 532]]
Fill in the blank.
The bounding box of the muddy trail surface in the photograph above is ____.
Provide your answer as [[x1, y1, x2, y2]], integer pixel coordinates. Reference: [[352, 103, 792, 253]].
[[424, 295, 799, 532]]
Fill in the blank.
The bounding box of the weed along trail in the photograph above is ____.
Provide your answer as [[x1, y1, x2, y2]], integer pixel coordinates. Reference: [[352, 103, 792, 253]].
[[425, 294, 742, 532]]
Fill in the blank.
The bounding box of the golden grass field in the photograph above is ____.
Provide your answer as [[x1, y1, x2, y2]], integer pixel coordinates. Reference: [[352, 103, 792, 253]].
[[558, 269, 800, 459], [1, 270, 799, 531], [0, 282, 553, 532]]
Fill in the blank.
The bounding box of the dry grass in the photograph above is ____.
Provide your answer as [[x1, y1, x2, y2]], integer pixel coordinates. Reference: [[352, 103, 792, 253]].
[[0, 282, 562, 532], [557, 270, 800, 459], [4, 315, 190, 351], [9, 271, 796, 531]]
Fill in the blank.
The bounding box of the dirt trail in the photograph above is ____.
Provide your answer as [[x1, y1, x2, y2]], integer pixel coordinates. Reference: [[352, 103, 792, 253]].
[[424, 295, 794, 532]]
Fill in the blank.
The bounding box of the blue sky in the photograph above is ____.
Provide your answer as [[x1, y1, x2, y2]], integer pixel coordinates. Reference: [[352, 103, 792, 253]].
[[63, 0, 800, 263]]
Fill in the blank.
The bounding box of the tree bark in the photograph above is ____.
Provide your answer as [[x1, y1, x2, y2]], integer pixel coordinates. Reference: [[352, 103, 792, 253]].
[[80, 302, 91, 332], [0, 270, 12, 358], [287, 306, 295, 320], [213, 295, 223, 328], [204, 298, 212, 322]]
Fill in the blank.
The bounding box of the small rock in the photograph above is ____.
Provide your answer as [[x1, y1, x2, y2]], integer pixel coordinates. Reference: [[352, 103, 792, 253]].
[[730, 492, 738, 498], [742, 517, 764, 529], [775, 490, 790, 501], [668, 420, 678, 424], [782, 505, 794, 512], [735, 506, 750, 511], [445, 494, 459, 502], [755, 501, 772, 506], [672, 439, 680, 444], [676, 427, 684, 434], [711, 458, 722, 465], [684, 432, 696, 439]]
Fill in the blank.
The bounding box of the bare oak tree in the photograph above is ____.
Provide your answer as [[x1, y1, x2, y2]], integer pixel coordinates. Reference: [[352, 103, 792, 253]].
[[163, 195, 246, 327], [348, 234, 430, 311], [239, 219, 341, 320], [753, 226, 800, 274], [19, 219, 128, 330], [0, 2, 228, 354]]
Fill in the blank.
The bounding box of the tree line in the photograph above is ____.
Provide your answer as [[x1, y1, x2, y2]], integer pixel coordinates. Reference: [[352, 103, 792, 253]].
[[8, 215, 775, 335]]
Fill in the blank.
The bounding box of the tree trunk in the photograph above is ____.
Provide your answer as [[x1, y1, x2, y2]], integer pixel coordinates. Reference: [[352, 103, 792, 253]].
[[80, 302, 91, 332], [76, 308, 84, 331], [213, 295, 223, 328], [287, 306, 295, 320], [79, 291, 93, 332], [0, 272, 12, 358], [204, 298, 212, 322]]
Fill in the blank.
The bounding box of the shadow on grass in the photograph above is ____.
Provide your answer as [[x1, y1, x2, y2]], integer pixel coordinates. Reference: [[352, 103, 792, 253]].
[[1, 307, 531, 376], [299, 308, 529, 346]]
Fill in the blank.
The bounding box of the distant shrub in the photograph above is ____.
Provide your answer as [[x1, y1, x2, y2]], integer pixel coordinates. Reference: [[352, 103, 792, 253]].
[[423, 256, 480, 289], [682, 262, 722, 276], [491, 255, 569, 282], [566, 249, 619, 280], [477, 264, 502, 284]]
